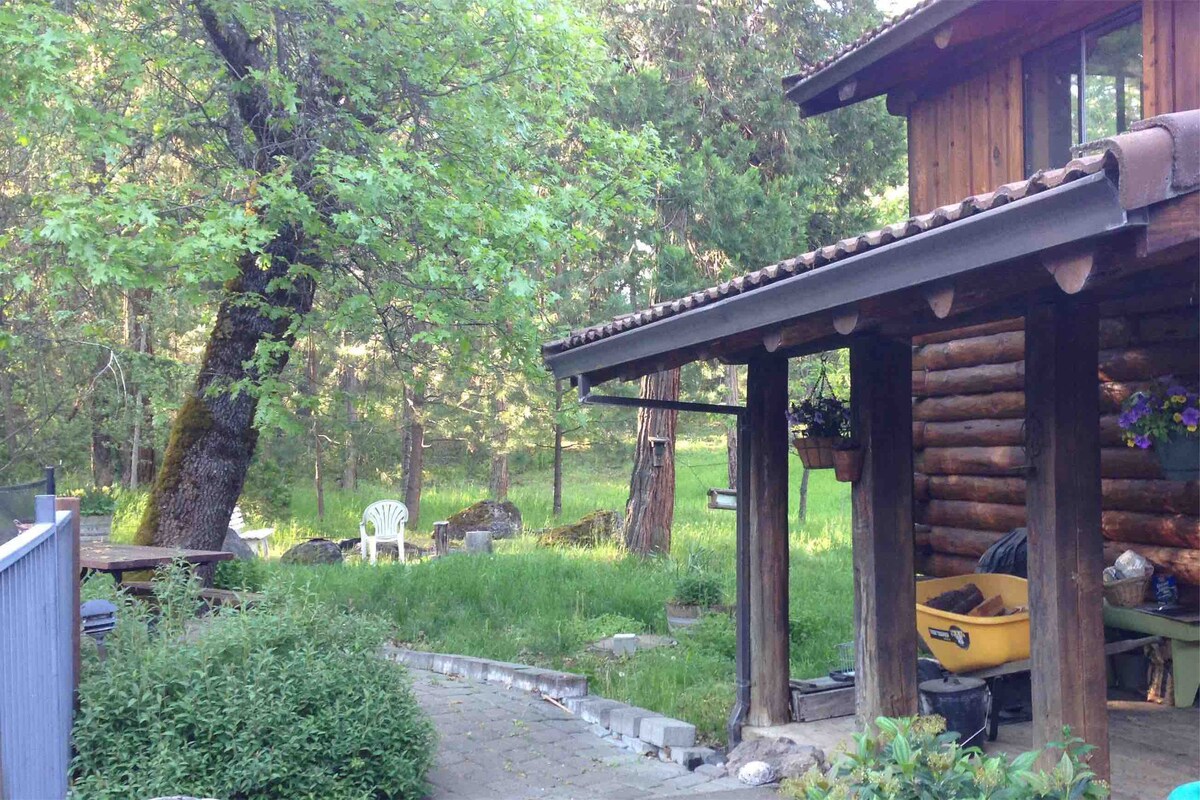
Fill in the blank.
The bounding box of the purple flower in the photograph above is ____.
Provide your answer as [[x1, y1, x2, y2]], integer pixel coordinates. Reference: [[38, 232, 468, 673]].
[[1167, 384, 1188, 397], [1134, 434, 1152, 449], [1118, 411, 1134, 429], [1183, 408, 1200, 427]]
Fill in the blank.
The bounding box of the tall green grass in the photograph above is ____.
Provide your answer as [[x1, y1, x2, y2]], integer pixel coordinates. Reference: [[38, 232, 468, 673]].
[[247, 437, 855, 743]]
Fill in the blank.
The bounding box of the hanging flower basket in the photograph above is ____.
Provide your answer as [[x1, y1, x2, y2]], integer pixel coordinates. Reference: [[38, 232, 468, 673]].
[[832, 441, 863, 483], [789, 360, 851, 471], [1119, 378, 1200, 481]]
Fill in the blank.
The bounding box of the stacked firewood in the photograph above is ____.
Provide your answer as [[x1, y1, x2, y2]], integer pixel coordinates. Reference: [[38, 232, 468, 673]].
[[924, 582, 1027, 617]]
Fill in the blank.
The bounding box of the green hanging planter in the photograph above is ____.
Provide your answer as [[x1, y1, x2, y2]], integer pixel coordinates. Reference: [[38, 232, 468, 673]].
[[1156, 435, 1200, 481]]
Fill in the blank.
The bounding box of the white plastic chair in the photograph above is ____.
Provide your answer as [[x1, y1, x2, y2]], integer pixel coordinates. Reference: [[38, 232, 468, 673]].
[[360, 500, 409, 565], [229, 506, 274, 557]]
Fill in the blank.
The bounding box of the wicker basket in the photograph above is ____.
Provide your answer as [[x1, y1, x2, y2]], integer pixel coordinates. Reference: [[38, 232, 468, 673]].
[[793, 436, 838, 469], [1103, 575, 1150, 607]]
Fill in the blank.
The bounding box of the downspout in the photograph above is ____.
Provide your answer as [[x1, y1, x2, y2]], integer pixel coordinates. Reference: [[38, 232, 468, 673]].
[[578, 378, 751, 747]]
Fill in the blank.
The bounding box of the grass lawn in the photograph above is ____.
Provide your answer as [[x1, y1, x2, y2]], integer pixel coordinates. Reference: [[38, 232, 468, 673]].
[[112, 434, 854, 743]]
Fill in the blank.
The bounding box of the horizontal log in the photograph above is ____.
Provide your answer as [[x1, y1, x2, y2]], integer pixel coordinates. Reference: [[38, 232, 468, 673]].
[[916, 526, 1005, 558], [913, 361, 1024, 396], [912, 318, 1023, 346], [1098, 344, 1200, 383], [914, 419, 1024, 448], [913, 392, 1025, 421], [1101, 447, 1165, 479], [1134, 308, 1199, 344], [1102, 479, 1200, 515], [917, 499, 1026, 532], [913, 331, 1024, 371], [913, 473, 929, 500], [921, 474, 1026, 504], [917, 446, 1025, 475], [1099, 381, 1155, 412], [1103, 541, 1200, 585], [919, 538, 1199, 585], [914, 551, 980, 578], [1102, 510, 1199, 549]]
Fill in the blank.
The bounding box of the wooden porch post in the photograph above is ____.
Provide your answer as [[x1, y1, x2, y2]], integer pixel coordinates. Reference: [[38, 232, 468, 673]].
[[747, 354, 791, 727], [1024, 300, 1109, 778], [850, 334, 918, 723]]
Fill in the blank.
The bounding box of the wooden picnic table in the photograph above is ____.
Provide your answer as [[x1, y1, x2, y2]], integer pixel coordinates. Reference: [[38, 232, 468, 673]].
[[79, 542, 232, 584]]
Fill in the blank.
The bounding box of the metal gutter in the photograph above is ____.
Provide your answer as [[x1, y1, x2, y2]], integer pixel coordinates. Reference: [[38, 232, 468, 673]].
[[546, 171, 1138, 383], [781, 0, 981, 112], [578, 385, 752, 745]]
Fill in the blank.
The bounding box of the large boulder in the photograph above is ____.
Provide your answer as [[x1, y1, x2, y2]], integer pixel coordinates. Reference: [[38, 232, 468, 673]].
[[336, 537, 429, 561], [445, 500, 522, 541], [221, 528, 257, 560], [537, 510, 621, 548], [726, 737, 825, 781], [280, 538, 344, 565]]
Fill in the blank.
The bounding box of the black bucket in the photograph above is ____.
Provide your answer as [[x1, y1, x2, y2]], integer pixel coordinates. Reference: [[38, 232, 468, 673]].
[[918, 676, 991, 747]]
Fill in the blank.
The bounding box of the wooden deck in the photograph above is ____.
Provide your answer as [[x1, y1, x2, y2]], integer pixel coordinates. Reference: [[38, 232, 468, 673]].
[[987, 699, 1199, 800], [749, 699, 1198, 799]]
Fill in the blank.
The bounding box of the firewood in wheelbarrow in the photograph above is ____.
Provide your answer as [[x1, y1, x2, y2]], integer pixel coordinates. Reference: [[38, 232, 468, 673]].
[[967, 594, 1005, 617], [925, 583, 984, 615]]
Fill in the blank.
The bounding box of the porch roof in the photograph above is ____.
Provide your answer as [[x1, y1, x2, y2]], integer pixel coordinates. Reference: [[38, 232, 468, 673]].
[[542, 111, 1199, 385]]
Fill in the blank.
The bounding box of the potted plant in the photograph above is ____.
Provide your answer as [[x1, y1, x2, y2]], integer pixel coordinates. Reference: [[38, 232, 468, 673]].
[[831, 439, 863, 483], [69, 485, 118, 539], [1119, 378, 1200, 481], [666, 573, 726, 630]]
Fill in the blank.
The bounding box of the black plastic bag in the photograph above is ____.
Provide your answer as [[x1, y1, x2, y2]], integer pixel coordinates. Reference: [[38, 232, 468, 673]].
[[976, 527, 1028, 578]]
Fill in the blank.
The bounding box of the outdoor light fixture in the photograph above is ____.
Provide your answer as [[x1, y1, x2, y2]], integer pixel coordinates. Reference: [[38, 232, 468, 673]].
[[649, 436, 669, 468], [81, 598, 118, 659]]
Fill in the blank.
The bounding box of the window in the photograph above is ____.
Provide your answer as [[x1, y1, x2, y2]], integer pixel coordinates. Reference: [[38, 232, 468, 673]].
[[1023, 8, 1143, 175]]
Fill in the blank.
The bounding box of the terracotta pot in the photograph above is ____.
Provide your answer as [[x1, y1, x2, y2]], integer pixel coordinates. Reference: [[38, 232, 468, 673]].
[[832, 446, 863, 483], [793, 436, 837, 469]]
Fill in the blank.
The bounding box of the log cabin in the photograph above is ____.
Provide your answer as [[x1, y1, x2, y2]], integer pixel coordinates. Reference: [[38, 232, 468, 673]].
[[543, 0, 1198, 792]]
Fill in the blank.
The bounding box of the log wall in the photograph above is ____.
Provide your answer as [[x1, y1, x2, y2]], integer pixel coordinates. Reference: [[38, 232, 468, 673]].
[[912, 293, 1200, 587]]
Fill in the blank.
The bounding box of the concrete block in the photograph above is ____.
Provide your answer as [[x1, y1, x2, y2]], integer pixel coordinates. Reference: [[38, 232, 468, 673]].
[[670, 746, 715, 771], [430, 653, 460, 675], [639, 717, 696, 748], [509, 667, 553, 693], [590, 723, 613, 738], [484, 661, 523, 686], [454, 657, 492, 682], [384, 647, 433, 670], [612, 633, 638, 656], [537, 670, 588, 699], [608, 706, 656, 738], [578, 697, 624, 727], [627, 738, 658, 756], [565, 694, 604, 715], [464, 530, 493, 553]]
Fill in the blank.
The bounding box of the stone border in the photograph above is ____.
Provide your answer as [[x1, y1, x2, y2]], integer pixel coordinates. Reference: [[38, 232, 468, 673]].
[[384, 645, 725, 776]]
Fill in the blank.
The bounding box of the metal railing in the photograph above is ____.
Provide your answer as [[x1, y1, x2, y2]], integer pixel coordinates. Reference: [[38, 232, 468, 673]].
[[0, 495, 73, 799]]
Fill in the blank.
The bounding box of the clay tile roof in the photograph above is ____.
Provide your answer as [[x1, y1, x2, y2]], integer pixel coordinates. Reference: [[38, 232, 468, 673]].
[[542, 111, 1198, 359]]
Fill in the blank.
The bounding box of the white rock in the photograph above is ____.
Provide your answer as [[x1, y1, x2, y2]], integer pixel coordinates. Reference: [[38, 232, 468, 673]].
[[737, 760, 778, 786]]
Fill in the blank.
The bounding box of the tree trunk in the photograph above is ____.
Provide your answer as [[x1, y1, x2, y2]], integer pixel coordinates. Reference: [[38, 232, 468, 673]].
[[309, 340, 324, 521], [341, 348, 358, 491], [137, 230, 317, 548], [89, 351, 116, 487], [797, 466, 810, 524], [490, 453, 509, 501], [552, 378, 564, 518], [624, 368, 680, 555], [725, 364, 739, 488], [403, 389, 425, 526], [124, 288, 155, 489]]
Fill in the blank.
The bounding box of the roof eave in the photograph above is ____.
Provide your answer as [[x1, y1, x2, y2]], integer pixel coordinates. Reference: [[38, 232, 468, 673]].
[[782, 0, 982, 115], [544, 170, 1136, 383]]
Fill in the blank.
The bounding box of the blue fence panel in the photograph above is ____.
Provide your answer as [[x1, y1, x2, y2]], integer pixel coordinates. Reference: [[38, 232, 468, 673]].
[[0, 496, 73, 799]]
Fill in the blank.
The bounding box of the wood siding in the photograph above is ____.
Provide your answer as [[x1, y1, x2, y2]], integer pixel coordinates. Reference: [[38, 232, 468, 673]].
[[903, 0, 1199, 588]]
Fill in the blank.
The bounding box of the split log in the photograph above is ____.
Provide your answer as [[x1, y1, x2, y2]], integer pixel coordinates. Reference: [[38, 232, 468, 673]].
[[916, 526, 1005, 557], [1101, 447, 1165, 479], [1133, 309, 1199, 344], [914, 419, 1024, 448], [1103, 541, 1200, 585], [913, 472, 930, 500], [917, 446, 1025, 475], [1102, 479, 1200, 515], [1101, 510, 1199, 549], [913, 331, 1024, 371], [917, 499, 1026, 532], [912, 318, 1023, 346], [912, 361, 1024, 397], [913, 392, 1025, 421]]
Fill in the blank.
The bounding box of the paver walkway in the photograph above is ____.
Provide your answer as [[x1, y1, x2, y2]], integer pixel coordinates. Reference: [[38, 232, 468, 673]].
[[411, 668, 777, 800]]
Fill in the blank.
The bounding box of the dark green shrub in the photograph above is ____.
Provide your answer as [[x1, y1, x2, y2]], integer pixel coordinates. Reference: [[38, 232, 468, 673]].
[[783, 715, 1109, 800], [240, 454, 292, 520], [671, 573, 724, 606], [72, 568, 434, 800]]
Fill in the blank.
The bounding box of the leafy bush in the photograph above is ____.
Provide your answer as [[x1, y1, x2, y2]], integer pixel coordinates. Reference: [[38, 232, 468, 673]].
[[66, 485, 118, 516], [672, 572, 724, 606], [214, 557, 270, 592], [240, 453, 293, 519], [72, 565, 434, 800], [782, 715, 1109, 800]]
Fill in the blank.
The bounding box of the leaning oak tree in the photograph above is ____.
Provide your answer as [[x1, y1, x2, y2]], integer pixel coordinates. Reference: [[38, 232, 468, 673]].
[[10, 0, 664, 550]]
